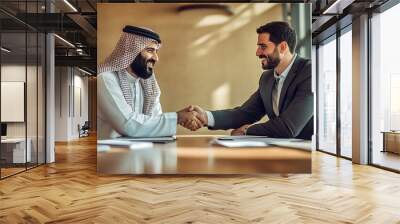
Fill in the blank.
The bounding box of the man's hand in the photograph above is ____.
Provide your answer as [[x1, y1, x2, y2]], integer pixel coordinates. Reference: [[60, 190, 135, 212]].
[[186, 105, 208, 126], [177, 106, 205, 131], [231, 124, 250, 136]]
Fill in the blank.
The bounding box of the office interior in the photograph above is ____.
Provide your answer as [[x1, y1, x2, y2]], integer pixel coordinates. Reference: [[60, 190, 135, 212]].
[[97, 3, 311, 137], [96, 3, 314, 174], [0, 0, 399, 222], [0, 0, 97, 179]]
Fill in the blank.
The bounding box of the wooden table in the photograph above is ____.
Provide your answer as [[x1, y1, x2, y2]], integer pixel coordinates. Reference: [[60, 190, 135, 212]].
[[97, 135, 312, 174]]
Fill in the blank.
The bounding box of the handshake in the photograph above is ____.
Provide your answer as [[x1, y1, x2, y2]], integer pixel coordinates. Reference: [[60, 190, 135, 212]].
[[176, 105, 208, 131], [176, 105, 251, 135]]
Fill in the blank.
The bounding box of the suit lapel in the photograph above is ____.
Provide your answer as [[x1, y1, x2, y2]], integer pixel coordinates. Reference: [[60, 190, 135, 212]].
[[278, 57, 302, 111]]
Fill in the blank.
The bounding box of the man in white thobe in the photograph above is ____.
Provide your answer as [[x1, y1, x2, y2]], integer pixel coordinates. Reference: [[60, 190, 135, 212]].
[[97, 25, 204, 139]]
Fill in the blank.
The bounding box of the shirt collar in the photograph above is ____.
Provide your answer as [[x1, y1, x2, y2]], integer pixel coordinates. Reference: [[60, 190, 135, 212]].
[[274, 53, 297, 80]]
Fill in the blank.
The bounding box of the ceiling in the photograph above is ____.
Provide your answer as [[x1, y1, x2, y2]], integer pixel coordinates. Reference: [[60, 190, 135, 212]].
[[0, 0, 394, 73], [311, 0, 390, 43]]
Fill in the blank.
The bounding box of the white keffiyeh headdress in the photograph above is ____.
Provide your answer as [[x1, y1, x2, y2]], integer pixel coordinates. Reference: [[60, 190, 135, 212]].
[[98, 26, 162, 115]]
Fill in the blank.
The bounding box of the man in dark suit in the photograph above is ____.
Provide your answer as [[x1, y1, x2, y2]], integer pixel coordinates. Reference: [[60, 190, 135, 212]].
[[185, 21, 313, 139]]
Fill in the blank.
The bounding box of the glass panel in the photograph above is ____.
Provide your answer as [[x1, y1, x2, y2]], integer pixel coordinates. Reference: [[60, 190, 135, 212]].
[[38, 32, 45, 165], [0, 1, 46, 178], [27, 31, 38, 169], [339, 29, 352, 158], [371, 4, 400, 171], [1, 30, 27, 177], [317, 37, 337, 154]]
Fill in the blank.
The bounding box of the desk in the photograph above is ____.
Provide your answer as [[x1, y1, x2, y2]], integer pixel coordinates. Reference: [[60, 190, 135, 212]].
[[382, 131, 400, 154], [97, 135, 311, 174], [1, 138, 31, 163]]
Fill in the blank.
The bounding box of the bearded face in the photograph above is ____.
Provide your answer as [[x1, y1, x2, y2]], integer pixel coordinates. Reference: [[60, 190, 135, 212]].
[[130, 53, 156, 79], [130, 42, 159, 79], [256, 33, 283, 70], [258, 46, 281, 70]]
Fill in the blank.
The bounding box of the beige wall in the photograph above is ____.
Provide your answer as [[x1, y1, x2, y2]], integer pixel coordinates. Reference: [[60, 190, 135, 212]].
[[98, 3, 283, 134]]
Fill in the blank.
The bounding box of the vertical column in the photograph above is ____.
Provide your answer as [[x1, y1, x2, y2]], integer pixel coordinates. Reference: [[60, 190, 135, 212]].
[[312, 45, 317, 150], [291, 3, 312, 59], [352, 14, 369, 164], [46, 1, 55, 163]]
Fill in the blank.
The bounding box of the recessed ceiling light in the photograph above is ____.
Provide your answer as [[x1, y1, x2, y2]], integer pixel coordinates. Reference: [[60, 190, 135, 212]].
[[322, 0, 354, 15], [54, 34, 75, 48], [1, 47, 11, 53], [77, 67, 93, 76], [63, 0, 78, 12]]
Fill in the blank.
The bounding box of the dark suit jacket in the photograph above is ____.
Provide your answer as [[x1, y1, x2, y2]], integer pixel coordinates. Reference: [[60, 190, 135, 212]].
[[210, 56, 313, 140]]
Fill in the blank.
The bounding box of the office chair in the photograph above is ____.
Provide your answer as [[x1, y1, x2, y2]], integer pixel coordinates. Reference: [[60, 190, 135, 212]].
[[78, 121, 90, 138]]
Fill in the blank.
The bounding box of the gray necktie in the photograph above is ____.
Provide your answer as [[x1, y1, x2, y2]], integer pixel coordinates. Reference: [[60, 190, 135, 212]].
[[272, 77, 280, 116]]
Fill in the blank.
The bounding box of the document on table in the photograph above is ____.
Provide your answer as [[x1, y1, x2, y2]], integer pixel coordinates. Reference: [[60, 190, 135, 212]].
[[213, 139, 270, 148], [213, 137, 311, 151], [97, 139, 153, 150], [217, 136, 268, 140], [117, 136, 176, 143]]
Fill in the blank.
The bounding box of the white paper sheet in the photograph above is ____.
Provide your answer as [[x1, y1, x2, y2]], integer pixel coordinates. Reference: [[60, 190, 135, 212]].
[[213, 137, 311, 150], [212, 139, 270, 148], [217, 136, 268, 140], [117, 136, 176, 143], [97, 139, 153, 150]]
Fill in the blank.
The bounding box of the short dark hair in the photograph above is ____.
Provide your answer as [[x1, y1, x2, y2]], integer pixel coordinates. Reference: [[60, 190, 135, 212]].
[[256, 21, 297, 53]]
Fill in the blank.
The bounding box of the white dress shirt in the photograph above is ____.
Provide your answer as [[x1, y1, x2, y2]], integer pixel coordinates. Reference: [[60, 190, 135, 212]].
[[206, 54, 297, 127], [97, 69, 177, 139], [272, 54, 297, 116]]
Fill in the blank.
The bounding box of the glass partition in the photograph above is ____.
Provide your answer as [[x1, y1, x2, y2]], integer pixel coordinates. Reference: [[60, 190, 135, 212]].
[[370, 3, 400, 171], [339, 28, 352, 158], [0, 1, 46, 179], [317, 36, 337, 155], [1, 30, 28, 177]]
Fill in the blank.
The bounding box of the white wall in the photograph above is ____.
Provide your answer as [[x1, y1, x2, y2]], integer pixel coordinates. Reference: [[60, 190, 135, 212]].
[[1, 65, 35, 137], [54, 67, 89, 141], [72, 73, 89, 138], [55, 66, 69, 141], [1, 65, 26, 138], [1, 63, 46, 163]]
